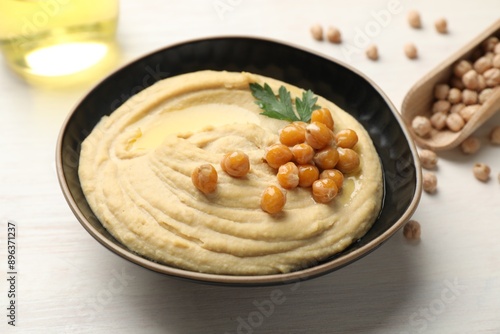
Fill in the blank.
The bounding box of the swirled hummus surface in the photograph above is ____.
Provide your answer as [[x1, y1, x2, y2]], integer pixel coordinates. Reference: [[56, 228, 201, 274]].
[[79, 70, 383, 275]]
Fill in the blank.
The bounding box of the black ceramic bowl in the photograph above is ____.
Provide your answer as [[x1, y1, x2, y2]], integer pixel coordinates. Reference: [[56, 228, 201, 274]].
[[56, 36, 421, 286]]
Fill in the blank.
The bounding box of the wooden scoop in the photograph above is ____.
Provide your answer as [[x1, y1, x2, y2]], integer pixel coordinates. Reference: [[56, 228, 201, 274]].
[[401, 19, 500, 151]]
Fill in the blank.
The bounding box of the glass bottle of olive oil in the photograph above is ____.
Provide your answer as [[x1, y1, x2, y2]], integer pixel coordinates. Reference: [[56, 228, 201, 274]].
[[0, 0, 119, 86]]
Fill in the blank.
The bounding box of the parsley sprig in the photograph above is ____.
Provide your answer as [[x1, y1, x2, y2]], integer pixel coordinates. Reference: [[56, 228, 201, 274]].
[[249, 83, 320, 122]]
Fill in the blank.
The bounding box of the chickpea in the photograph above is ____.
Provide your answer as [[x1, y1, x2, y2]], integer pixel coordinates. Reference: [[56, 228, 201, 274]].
[[191, 164, 218, 194], [490, 125, 500, 145], [412, 116, 432, 137], [336, 148, 360, 174], [366, 44, 379, 61], [434, 84, 450, 100], [310, 24, 323, 41], [277, 162, 299, 189], [473, 163, 490, 182], [221, 151, 250, 178], [265, 144, 293, 169], [495, 43, 500, 55], [473, 56, 493, 74], [446, 113, 465, 132], [291, 143, 315, 165], [483, 68, 500, 87], [493, 54, 500, 69], [326, 26, 342, 44], [260, 185, 286, 214], [460, 136, 481, 155], [447, 87, 462, 104], [311, 108, 334, 130], [458, 105, 480, 122], [432, 100, 451, 113], [279, 123, 306, 146], [434, 17, 447, 34], [419, 149, 438, 170], [477, 74, 487, 91], [482, 36, 499, 53], [297, 164, 320, 188], [312, 178, 338, 204], [453, 60, 472, 78], [404, 43, 418, 59], [335, 129, 358, 149], [462, 89, 478, 105], [403, 220, 421, 241], [462, 70, 480, 90], [407, 10, 422, 29], [313, 147, 340, 170], [422, 172, 437, 193], [450, 103, 465, 114], [430, 112, 447, 130], [478, 88, 494, 104], [305, 121, 334, 149], [319, 169, 344, 190]]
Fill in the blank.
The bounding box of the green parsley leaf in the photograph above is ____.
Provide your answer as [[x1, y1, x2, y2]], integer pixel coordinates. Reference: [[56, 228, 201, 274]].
[[249, 82, 321, 122], [295, 90, 321, 122]]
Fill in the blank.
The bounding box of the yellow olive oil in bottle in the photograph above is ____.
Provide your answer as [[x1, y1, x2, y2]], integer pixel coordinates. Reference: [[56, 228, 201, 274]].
[[0, 0, 119, 86]]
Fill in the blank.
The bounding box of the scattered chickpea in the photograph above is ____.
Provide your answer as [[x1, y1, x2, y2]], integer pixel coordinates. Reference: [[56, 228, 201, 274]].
[[430, 112, 447, 130], [297, 164, 320, 188], [366, 44, 379, 61], [412, 116, 432, 137], [483, 68, 500, 87], [422, 172, 438, 193], [434, 84, 450, 100], [461, 89, 478, 105], [407, 10, 422, 29], [453, 60, 472, 78], [473, 163, 491, 182], [191, 164, 218, 194], [310, 24, 323, 41], [432, 100, 451, 113], [434, 17, 448, 34], [460, 136, 481, 155], [221, 151, 250, 178], [404, 43, 418, 59], [313, 147, 339, 170], [477, 74, 487, 91], [260, 185, 286, 214], [447, 88, 462, 104], [403, 220, 421, 241], [326, 26, 342, 44], [280, 123, 306, 146], [490, 125, 500, 145], [291, 143, 315, 165], [462, 70, 480, 90], [419, 149, 438, 169], [458, 105, 480, 122], [446, 113, 465, 132]]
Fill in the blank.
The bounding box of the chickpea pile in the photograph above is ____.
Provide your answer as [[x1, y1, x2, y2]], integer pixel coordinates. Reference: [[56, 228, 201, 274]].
[[191, 108, 361, 215], [412, 35, 500, 137], [263, 107, 360, 211]]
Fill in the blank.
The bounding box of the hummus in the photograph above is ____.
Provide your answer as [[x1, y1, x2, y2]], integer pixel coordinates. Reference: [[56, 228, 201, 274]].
[[79, 70, 383, 275]]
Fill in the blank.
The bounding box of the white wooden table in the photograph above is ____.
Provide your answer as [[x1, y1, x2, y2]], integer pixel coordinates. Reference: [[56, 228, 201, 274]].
[[1, 1, 499, 333]]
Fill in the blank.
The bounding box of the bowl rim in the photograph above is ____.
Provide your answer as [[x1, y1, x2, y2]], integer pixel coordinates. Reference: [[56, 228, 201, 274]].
[[56, 35, 422, 286]]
